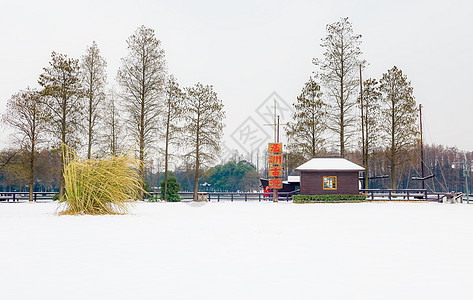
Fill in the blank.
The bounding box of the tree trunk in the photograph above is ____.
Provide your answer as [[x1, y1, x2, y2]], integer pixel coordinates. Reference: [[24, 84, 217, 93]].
[[193, 114, 200, 201], [29, 139, 35, 202], [59, 143, 65, 199], [138, 153, 144, 200], [364, 107, 369, 190], [59, 96, 66, 199], [87, 94, 92, 159], [340, 55, 345, 158], [391, 94, 396, 189], [312, 103, 316, 157], [164, 99, 171, 201], [364, 141, 369, 189], [193, 157, 199, 201], [111, 106, 116, 156], [138, 59, 146, 201], [390, 155, 396, 189], [139, 111, 145, 201]]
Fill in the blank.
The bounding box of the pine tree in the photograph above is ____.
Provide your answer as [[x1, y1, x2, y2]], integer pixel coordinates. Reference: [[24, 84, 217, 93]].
[[379, 66, 419, 188], [39, 52, 83, 198], [314, 17, 363, 157], [286, 76, 327, 159]]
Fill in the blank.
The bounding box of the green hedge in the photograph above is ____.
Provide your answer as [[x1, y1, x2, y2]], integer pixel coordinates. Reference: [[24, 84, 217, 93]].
[[293, 194, 367, 203]]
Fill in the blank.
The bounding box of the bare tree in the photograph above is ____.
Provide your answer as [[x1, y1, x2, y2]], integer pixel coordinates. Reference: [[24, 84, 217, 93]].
[[38, 52, 83, 198], [2, 88, 47, 201], [102, 87, 123, 156], [0, 147, 21, 172], [81, 41, 107, 159], [314, 17, 363, 157], [184, 83, 225, 201], [360, 78, 381, 188], [379, 66, 419, 188], [286, 76, 327, 160], [117, 25, 166, 199], [161, 75, 184, 201]]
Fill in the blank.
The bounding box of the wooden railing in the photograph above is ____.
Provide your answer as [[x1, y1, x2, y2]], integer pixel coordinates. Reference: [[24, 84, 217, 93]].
[[1, 190, 460, 203], [0, 191, 297, 202], [148, 191, 298, 202], [360, 189, 430, 201], [0, 192, 56, 202]]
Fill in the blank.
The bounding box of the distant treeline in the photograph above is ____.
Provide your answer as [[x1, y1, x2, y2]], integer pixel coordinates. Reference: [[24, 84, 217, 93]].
[[349, 144, 472, 192]]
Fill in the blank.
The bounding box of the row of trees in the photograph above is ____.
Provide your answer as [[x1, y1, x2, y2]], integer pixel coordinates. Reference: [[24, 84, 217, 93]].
[[2, 143, 470, 194], [0, 148, 259, 193], [2, 25, 225, 201], [286, 17, 420, 188]]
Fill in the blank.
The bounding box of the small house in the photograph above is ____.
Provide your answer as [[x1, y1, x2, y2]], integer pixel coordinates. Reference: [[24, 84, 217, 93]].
[[295, 157, 364, 195]]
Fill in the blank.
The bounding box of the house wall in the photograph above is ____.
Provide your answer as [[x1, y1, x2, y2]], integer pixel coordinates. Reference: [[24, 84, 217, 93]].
[[300, 171, 360, 195]]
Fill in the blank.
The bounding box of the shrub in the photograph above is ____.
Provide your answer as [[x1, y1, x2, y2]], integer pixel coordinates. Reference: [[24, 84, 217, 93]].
[[143, 180, 153, 199], [59, 148, 142, 215], [160, 177, 181, 202], [293, 194, 366, 203]]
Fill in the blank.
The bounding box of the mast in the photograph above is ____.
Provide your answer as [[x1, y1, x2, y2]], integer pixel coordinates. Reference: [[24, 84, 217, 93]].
[[263, 101, 288, 203], [273, 101, 278, 202], [419, 104, 425, 190], [276, 116, 279, 143], [274, 99, 277, 142], [359, 64, 367, 189]]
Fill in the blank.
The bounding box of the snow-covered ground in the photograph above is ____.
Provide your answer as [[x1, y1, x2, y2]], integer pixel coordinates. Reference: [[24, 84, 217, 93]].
[[1, 201, 473, 299]]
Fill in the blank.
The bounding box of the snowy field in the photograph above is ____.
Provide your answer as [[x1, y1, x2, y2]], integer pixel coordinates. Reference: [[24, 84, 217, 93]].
[[1, 201, 473, 300]]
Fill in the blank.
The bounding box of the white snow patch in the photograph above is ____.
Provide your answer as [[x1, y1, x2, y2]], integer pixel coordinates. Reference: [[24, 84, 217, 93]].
[[1, 201, 472, 299]]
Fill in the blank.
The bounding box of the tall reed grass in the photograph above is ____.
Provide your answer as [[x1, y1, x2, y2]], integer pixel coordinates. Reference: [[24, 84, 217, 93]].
[[59, 148, 142, 215]]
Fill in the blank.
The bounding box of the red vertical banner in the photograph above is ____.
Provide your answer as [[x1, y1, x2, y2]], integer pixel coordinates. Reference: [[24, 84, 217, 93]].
[[268, 143, 282, 154], [268, 143, 283, 190], [269, 166, 282, 177], [269, 154, 282, 165], [268, 178, 283, 189]]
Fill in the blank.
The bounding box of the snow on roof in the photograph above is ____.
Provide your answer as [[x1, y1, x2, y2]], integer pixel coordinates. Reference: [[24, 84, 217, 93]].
[[295, 157, 365, 172], [287, 176, 300, 183]]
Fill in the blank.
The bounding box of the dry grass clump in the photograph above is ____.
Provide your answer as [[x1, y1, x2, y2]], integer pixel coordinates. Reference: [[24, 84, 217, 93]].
[[59, 149, 142, 215]]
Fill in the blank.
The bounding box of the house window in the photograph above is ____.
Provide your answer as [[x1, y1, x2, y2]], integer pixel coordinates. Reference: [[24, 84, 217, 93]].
[[323, 176, 337, 190]]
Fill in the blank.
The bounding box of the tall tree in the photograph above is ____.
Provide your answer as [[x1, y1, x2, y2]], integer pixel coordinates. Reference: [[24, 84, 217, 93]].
[[161, 76, 184, 201], [81, 41, 107, 159], [38, 52, 83, 198], [360, 78, 381, 188], [379, 66, 419, 188], [314, 17, 363, 157], [2, 88, 47, 201], [184, 83, 225, 201], [117, 25, 166, 200], [286, 76, 327, 159]]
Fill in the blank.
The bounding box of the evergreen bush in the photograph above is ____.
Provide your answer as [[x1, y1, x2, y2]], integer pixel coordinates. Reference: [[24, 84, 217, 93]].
[[160, 177, 181, 202], [293, 194, 366, 203]]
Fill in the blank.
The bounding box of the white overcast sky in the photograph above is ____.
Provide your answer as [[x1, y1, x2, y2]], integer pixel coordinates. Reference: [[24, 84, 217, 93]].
[[1, 0, 472, 153]]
